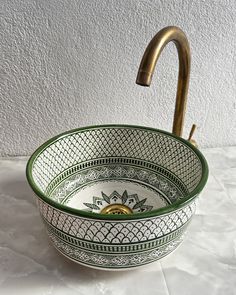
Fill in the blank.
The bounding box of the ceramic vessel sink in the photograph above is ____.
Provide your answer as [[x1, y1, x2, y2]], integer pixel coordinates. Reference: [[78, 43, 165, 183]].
[[26, 26, 209, 270], [26, 125, 208, 270]]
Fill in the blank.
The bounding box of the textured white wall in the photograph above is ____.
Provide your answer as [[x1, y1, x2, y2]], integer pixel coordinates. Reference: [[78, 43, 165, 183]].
[[1, 0, 236, 155]]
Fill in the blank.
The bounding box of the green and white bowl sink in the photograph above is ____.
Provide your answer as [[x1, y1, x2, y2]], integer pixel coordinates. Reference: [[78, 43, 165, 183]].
[[26, 124, 208, 270]]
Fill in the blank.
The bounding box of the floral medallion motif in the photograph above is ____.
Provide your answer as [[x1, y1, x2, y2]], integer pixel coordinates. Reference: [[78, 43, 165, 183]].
[[83, 190, 153, 214]]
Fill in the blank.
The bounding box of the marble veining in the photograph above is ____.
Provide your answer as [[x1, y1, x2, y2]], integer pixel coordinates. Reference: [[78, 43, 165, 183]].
[[0, 147, 236, 294]]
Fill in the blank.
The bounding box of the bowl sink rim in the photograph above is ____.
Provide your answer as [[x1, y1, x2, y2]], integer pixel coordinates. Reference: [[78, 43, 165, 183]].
[[26, 124, 209, 220]]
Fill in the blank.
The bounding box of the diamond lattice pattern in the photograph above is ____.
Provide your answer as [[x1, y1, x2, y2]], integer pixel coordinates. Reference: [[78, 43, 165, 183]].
[[32, 127, 202, 194]]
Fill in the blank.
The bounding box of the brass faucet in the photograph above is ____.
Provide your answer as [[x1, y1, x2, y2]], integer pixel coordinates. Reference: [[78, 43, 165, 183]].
[[136, 26, 197, 146]]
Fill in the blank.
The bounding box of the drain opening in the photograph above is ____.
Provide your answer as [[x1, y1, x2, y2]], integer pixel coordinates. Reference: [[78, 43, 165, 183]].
[[101, 204, 133, 215]]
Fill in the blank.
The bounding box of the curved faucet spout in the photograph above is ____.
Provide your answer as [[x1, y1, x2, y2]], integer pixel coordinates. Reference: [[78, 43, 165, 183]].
[[136, 26, 191, 138]]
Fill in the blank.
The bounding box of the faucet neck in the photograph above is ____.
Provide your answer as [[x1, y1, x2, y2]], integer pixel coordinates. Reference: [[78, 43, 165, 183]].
[[136, 26, 191, 137]]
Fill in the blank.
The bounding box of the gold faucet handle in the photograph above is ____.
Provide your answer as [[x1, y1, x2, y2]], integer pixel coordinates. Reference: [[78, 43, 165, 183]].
[[188, 124, 198, 148]]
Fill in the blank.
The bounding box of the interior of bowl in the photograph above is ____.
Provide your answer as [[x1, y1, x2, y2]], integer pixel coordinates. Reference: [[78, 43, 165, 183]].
[[27, 125, 208, 217]]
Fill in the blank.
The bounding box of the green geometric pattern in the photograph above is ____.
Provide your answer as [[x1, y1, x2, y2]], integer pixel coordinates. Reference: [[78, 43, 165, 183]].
[[32, 126, 202, 194], [27, 125, 208, 269], [44, 217, 190, 253], [48, 230, 185, 269], [38, 198, 195, 243], [49, 163, 184, 206]]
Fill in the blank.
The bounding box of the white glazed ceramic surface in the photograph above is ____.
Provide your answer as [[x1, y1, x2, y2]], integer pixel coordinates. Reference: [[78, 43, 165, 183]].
[[26, 125, 208, 270]]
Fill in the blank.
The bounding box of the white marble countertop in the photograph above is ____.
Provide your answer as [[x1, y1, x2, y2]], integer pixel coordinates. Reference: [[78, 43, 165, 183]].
[[0, 147, 236, 295]]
